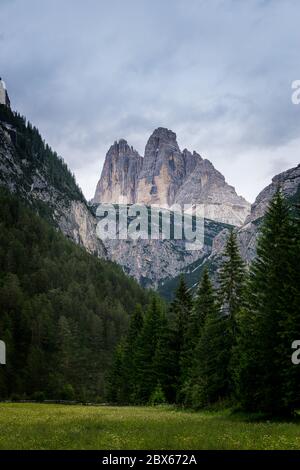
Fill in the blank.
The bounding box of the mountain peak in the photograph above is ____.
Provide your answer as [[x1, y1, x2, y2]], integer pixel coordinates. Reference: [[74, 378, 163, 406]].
[[93, 128, 251, 225], [150, 127, 177, 141], [92, 138, 143, 204]]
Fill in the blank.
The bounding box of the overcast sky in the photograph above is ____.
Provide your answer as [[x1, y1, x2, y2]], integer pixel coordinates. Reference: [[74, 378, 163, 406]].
[[1, 0, 299, 202]]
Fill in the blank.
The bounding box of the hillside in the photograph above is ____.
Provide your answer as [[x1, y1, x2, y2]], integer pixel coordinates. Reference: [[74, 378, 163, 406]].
[[0, 188, 151, 401], [159, 164, 300, 299], [0, 104, 105, 258]]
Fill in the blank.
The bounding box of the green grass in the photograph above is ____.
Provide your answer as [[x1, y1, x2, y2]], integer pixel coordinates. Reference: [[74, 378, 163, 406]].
[[0, 403, 300, 450]]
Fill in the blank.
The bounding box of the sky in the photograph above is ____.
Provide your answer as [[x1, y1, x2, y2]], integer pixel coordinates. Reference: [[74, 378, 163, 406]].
[[0, 0, 299, 202]]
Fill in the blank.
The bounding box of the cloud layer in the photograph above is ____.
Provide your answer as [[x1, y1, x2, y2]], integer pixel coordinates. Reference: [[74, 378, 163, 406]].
[[1, 0, 299, 201]]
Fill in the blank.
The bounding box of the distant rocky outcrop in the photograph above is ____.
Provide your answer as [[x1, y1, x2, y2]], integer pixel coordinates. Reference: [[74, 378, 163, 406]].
[[237, 163, 300, 263], [93, 127, 250, 227], [159, 163, 300, 299], [93, 139, 143, 204]]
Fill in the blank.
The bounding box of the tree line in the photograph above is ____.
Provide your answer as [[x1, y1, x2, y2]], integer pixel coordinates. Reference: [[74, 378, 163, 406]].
[[0, 189, 151, 401], [108, 192, 300, 416]]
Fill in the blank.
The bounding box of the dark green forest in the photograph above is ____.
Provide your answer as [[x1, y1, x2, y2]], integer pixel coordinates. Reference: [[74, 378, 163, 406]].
[[0, 189, 151, 401], [109, 192, 300, 416]]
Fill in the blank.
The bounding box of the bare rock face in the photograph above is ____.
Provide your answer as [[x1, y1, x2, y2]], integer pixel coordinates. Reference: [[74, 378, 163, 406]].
[[0, 122, 106, 259], [57, 200, 106, 258], [104, 237, 207, 289], [93, 127, 251, 227], [159, 163, 300, 298], [238, 163, 300, 263], [93, 139, 142, 204], [246, 164, 300, 225], [174, 158, 250, 225], [136, 127, 186, 206]]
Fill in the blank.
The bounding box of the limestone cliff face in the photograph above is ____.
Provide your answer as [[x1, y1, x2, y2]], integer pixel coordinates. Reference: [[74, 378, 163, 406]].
[[57, 200, 105, 257], [93, 139, 143, 204], [136, 127, 186, 206], [238, 163, 300, 263], [211, 164, 300, 264], [174, 158, 250, 225], [93, 127, 250, 227], [0, 120, 106, 259], [158, 163, 300, 298]]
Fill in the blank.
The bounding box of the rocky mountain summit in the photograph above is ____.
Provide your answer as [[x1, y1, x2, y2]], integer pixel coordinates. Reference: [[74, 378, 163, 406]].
[[93, 139, 143, 204], [93, 127, 250, 226]]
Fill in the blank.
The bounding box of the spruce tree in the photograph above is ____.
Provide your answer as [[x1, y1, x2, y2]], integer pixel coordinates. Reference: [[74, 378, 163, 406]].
[[122, 304, 144, 403], [188, 267, 215, 350], [234, 191, 300, 415], [218, 230, 246, 337], [135, 297, 164, 403], [191, 307, 231, 408], [169, 275, 193, 402], [182, 268, 228, 408], [106, 342, 126, 404]]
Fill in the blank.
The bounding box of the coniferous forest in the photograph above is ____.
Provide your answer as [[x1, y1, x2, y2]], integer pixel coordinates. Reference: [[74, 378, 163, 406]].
[[109, 192, 300, 416], [0, 180, 299, 417], [0, 188, 151, 402]]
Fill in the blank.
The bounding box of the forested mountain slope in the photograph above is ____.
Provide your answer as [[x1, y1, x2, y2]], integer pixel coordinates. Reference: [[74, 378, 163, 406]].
[[0, 189, 151, 401]]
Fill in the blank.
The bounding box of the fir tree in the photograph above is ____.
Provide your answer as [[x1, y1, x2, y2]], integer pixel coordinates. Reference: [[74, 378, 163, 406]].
[[234, 191, 300, 415], [191, 308, 231, 408], [188, 267, 215, 350], [168, 275, 193, 402], [135, 297, 164, 403], [107, 342, 126, 404], [122, 304, 144, 402], [218, 230, 246, 337], [182, 269, 230, 408]]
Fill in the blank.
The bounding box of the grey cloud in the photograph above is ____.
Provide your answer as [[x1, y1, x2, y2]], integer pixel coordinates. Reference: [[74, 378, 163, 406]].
[[0, 0, 299, 201]]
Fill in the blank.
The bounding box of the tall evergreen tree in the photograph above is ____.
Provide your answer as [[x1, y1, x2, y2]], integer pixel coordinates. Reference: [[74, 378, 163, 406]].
[[188, 267, 215, 351], [169, 275, 193, 402], [234, 191, 300, 415], [122, 304, 144, 402], [135, 297, 164, 403], [182, 268, 229, 408], [190, 306, 231, 408], [218, 230, 246, 337], [106, 342, 126, 404]]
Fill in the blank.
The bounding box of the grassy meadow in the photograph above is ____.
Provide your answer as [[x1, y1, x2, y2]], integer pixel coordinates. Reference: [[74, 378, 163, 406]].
[[0, 403, 300, 450]]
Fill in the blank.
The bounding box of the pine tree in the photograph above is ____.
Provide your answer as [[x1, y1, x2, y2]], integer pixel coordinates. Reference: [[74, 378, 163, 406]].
[[214, 230, 246, 397], [122, 304, 144, 403], [106, 342, 126, 403], [218, 230, 246, 337], [183, 269, 230, 408], [135, 297, 164, 403], [234, 191, 300, 415], [169, 275, 193, 402], [191, 308, 231, 408], [189, 267, 215, 350]]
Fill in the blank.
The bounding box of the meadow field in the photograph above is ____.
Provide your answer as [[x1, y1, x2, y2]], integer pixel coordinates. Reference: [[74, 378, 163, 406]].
[[0, 403, 300, 450]]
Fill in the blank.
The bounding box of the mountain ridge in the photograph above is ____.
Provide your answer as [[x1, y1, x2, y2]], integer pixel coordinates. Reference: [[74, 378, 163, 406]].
[[92, 127, 250, 227], [0, 104, 106, 259]]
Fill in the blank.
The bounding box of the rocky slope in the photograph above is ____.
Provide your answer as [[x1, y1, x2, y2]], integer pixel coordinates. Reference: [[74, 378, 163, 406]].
[[237, 163, 300, 262], [92, 203, 231, 289], [159, 163, 300, 299], [93, 127, 250, 226], [0, 105, 106, 258]]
